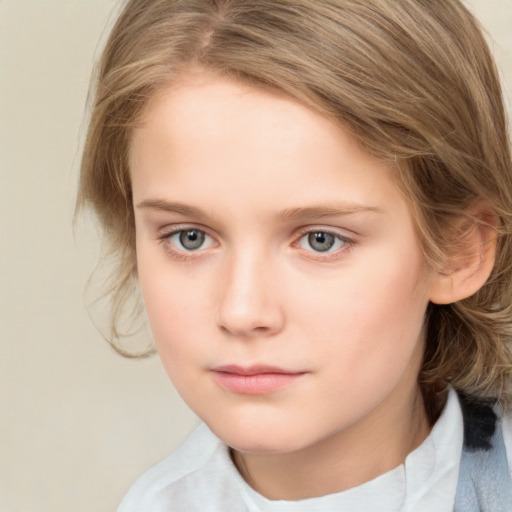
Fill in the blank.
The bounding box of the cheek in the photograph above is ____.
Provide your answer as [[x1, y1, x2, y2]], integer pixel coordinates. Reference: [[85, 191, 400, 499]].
[[136, 250, 203, 361], [142, 284, 201, 340], [140, 279, 210, 399], [294, 248, 429, 374], [291, 267, 428, 428]]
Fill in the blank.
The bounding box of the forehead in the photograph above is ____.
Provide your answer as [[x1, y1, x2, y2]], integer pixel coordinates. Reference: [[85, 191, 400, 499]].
[[129, 73, 409, 225], [132, 73, 346, 171]]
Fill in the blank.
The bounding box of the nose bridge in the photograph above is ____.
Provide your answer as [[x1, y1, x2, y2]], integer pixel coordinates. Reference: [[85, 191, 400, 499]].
[[216, 242, 283, 337]]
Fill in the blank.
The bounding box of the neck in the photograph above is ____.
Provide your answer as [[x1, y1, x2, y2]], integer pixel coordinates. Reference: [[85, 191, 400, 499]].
[[232, 384, 430, 501]]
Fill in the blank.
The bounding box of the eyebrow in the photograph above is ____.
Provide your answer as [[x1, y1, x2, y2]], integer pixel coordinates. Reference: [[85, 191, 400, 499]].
[[136, 198, 381, 222], [136, 199, 213, 223], [275, 204, 381, 222]]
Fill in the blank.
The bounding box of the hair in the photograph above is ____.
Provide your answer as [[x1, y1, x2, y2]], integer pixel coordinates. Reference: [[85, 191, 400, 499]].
[[78, 0, 512, 408]]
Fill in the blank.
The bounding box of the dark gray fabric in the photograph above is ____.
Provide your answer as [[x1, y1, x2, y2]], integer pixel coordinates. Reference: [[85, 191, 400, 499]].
[[454, 402, 512, 512]]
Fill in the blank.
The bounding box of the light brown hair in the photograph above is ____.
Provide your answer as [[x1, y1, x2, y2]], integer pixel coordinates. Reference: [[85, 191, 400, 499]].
[[78, 0, 512, 407]]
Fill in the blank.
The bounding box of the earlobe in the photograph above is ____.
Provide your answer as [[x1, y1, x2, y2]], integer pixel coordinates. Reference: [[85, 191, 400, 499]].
[[429, 204, 499, 305]]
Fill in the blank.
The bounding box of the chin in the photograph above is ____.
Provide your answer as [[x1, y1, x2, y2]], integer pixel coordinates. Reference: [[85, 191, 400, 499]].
[[205, 415, 314, 455]]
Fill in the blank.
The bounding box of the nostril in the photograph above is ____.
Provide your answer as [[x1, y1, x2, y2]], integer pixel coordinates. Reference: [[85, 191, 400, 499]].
[[219, 322, 270, 337], [217, 309, 283, 338], [253, 326, 271, 334]]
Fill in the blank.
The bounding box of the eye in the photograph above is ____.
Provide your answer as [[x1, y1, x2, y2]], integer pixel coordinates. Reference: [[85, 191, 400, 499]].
[[168, 229, 214, 251], [299, 231, 348, 253]]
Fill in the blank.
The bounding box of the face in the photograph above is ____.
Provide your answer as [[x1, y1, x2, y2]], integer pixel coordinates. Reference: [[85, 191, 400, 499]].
[[130, 73, 433, 455]]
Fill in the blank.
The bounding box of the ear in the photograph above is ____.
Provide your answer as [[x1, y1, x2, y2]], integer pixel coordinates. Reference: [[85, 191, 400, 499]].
[[429, 203, 499, 305]]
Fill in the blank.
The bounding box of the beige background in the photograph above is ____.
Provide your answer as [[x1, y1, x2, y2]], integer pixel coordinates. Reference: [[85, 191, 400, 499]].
[[0, 1, 511, 511]]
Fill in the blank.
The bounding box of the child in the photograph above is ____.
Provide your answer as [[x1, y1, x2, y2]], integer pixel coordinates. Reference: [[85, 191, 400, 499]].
[[78, 0, 512, 510]]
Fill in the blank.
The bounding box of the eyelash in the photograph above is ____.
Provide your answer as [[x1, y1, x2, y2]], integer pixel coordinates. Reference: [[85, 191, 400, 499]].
[[293, 227, 356, 261], [156, 225, 356, 262], [157, 225, 216, 261]]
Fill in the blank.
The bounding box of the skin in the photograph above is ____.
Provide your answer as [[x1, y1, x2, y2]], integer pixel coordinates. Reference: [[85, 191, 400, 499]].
[[130, 72, 437, 500]]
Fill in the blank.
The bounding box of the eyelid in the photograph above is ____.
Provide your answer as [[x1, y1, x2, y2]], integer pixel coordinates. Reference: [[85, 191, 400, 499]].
[[157, 223, 218, 256], [157, 222, 216, 238], [294, 225, 356, 241], [155, 223, 357, 262], [292, 226, 357, 259]]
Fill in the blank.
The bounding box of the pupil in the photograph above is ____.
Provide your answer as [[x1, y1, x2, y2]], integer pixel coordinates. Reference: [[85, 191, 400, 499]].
[[179, 230, 204, 250], [308, 232, 335, 252]]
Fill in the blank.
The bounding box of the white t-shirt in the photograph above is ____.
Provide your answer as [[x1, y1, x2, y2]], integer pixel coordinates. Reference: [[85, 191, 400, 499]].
[[117, 389, 512, 512]]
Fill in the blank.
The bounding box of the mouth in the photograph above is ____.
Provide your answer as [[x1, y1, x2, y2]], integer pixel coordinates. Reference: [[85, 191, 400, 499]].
[[210, 365, 307, 395]]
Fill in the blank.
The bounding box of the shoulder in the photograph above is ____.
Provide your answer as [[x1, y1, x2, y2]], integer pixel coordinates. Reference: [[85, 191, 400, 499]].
[[116, 423, 224, 512], [453, 393, 512, 511], [503, 405, 512, 476]]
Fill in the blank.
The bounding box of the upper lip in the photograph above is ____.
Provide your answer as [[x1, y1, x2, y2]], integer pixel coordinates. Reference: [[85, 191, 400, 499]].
[[211, 365, 304, 376]]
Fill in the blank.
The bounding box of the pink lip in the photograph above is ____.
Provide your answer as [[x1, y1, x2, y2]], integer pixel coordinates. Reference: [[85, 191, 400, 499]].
[[211, 365, 306, 395]]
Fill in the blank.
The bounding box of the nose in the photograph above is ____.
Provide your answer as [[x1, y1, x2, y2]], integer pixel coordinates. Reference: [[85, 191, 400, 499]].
[[216, 248, 285, 338]]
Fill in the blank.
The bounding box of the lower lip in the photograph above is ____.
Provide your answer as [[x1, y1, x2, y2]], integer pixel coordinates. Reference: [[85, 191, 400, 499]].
[[211, 371, 305, 395]]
